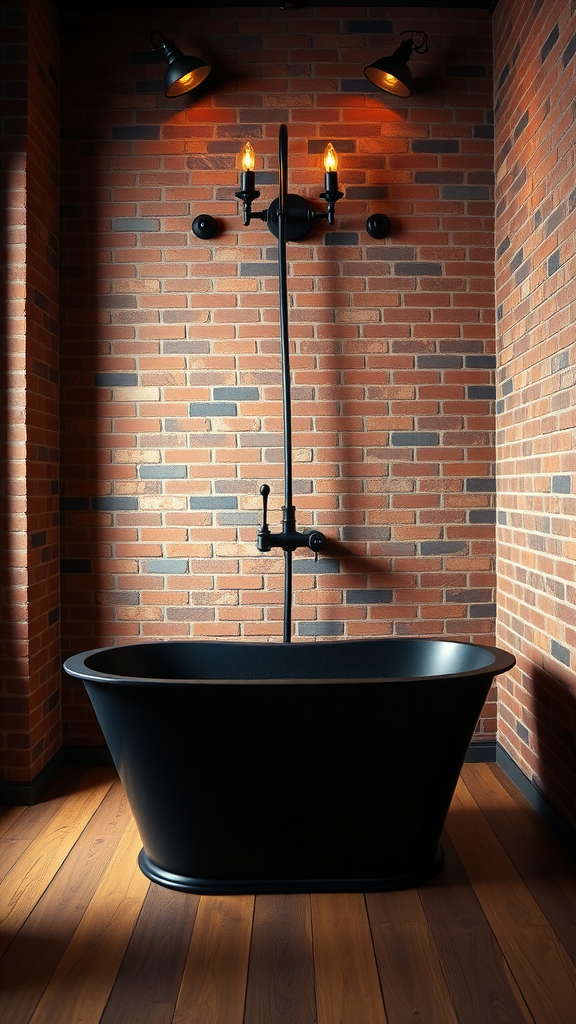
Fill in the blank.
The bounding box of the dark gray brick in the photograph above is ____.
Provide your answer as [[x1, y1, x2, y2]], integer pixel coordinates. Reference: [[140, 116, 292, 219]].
[[514, 111, 529, 141], [417, 355, 462, 369], [467, 386, 496, 400], [213, 387, 260, 401], [551, 639, 571, 666], [298, 621, 344, 637], [496, 236, 510, 259], [516, 721, 530, 743], [293, 558, 341, 574], [346, 589, 392, 604], [466, 356, 496, 369], [502, 378, 514, 396], [466, 479, 496, 492], [391, 431, 439, 446], [420, 541, 468, 555], [92, 496, 138, 511], [415, 171, 463, 185], [469, 509, 496, 524], [470, 603, 497, 617], [240, 263, 278, 277], [548, 250, 560, 276], [447, 589, 492, 603], [552, 475, 571, 493], [189, 496, 238, 510], [474, 125, 494, 139], [95, 372, 138, 387], [31, 531, 47, 548], [542, 25, 559, 62], [189, 402, 237, 417], [324, 232, 359, 246], [510, 247, 524, 272], [394, 262, 442, 276], [411, 140, 459, 153]]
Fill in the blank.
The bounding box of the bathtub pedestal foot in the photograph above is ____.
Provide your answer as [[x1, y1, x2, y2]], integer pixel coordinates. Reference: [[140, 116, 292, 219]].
[[138, 846, 444, 895]]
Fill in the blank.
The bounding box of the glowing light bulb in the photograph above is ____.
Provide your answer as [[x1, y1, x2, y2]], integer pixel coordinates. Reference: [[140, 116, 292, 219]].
[[323, 142, 338, 174], [241, 141, 255, 173]]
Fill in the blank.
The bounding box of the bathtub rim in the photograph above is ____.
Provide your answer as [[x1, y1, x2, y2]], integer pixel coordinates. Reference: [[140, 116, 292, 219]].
[[63, 636, 516, 686]]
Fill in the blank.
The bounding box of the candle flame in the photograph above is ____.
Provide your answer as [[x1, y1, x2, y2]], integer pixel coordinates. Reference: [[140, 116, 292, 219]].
[[323, 142, 338, 173], [241, 141, 255, 172]]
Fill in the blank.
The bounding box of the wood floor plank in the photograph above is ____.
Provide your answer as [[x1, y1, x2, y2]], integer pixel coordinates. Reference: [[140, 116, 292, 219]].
[[487, 764, 576, 904], [0, 767, 92, 884], [311, 893, 387, 1024], [99, 883, 200, 1024], [0, 805, 26, 843], [0, 778, 129, 1024], [27, 812, 149, 1024], [243, 894, 316, 1024], [462, 764, 576, 963], [0, 768, 116, 957], [173, 895, 254, 1024], [448, 775, 576, 1024], [366, 889, 459, 1024], [420, 830, 533, 1024]]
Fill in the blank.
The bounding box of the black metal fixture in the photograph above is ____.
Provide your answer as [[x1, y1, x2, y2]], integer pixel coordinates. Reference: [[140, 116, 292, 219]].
[[235, 137, 343, 241], [249, 126, 327, 641], [366, 213, 392, 239], [150, 31, 211, 97], [364, 30, 428, 97]]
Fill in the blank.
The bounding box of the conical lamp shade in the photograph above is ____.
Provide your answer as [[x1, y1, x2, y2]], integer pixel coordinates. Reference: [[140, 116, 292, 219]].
[[364, 39, 414, 97], [364, 56, 412, 96], [165, 54, 211, 97]]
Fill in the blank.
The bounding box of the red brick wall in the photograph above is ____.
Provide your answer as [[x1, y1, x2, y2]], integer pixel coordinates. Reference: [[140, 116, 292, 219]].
[[494, 0, 576, 826], [58, 5, 497, 746], [0, 0, 60, 782]]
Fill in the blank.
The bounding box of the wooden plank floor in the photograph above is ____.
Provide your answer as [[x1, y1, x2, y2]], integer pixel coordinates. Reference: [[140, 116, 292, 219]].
[[1, 763, 575, 1024]]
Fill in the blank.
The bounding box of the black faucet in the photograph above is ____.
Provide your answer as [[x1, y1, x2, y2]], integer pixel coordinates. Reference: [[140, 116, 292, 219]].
[[257, 484, 325, 558]]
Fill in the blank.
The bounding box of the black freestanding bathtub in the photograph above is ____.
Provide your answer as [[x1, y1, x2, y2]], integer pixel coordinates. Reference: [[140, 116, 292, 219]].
[[64, 637, 515, 894]]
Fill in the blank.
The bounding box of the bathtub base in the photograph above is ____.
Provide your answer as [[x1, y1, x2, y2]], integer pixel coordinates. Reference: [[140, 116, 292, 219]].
[[138, 846, 445, 895]]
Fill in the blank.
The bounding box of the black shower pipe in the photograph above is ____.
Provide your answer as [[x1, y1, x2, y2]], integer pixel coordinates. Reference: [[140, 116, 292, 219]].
[[277, 125, 294, 643], [267, 124, 326, 642]]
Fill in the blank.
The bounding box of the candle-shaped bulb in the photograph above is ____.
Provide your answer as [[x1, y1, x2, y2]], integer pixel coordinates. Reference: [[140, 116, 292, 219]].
[[241, 141, 255, 173], [323, 142, 338, 196], [323, 142, 338, 174]]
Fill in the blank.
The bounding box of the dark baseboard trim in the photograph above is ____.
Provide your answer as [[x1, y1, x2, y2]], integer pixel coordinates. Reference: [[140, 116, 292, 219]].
[[495, 744, 576, 861], [0, 748, 67, 806], [465, 740, 497, 763], [2, 742, 575, 861], [0, 746, 114, 806]]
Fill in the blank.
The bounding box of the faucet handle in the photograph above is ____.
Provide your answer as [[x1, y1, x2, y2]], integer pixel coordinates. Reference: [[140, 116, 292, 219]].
[[257, 484, 272, 552], [259, 484, 270, 529]]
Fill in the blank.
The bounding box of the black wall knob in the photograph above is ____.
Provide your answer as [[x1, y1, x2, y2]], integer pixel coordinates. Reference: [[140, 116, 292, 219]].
[[192, 214, 218, 239], [366, 213, 392, 239]]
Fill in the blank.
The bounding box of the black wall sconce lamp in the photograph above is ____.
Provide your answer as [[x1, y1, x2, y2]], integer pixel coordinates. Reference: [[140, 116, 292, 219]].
[[150, 31, 211, 97], [234, 138, 344, 241], [364, 30, 428, 97]]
